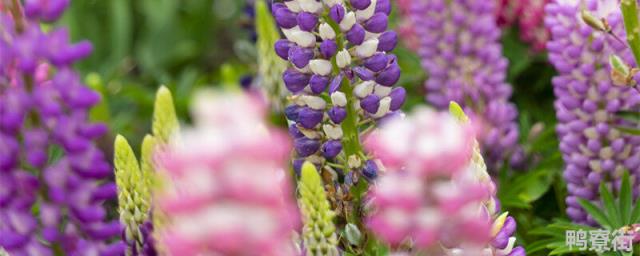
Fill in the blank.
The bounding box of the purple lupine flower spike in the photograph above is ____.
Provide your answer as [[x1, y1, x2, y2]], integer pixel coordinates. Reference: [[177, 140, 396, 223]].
[[546, 0, 640, 225], [0, 2, 124, 255], [409, 0, 522, 171], [273, 0, 402, 178]]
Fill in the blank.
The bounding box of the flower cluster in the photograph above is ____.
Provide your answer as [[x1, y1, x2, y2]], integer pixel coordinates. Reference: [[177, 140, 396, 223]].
[[496, 0, 550, 52], [0, 1, 123, 255], [365, 105, 526, 255], [154, 91, 299, 255], [546, 0, 640, 225], [298, 162, 340, 255], [272, 0, 405, 176], [409, 0, 522, 171], [365, 107, 493, 252]]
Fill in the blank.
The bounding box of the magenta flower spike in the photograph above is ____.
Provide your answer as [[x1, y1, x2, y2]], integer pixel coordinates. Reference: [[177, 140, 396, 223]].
[[496, 0, 550, 52], [408, 0, 522, 171], [546, 0, 640, 225], [155, 91, 299, 256]]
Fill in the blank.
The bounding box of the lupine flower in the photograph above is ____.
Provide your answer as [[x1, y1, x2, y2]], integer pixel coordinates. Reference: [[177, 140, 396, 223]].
[[298, 162, 340, 256], [272, 0, 404, 177], [114, 135, 156, 256], [365, 107, 493, 252], [113, 86, 178, 256], [545, 0, 640, 225], [496, 0, 550, 52], [396, 0, 420, 51], [154, 90, 299, 256], [255, 0, 289, 112], [449, 102, 526, 256], [409, 0, 522, 171], [0, 2, 124, 255]]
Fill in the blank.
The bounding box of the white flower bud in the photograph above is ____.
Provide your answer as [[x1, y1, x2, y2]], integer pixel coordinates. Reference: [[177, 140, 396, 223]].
[[354, 81, 375, 98], [290, 29, 317, 48], [285, 1, 302, 12], [297, 0, 323, 13], [365, 31, 380, 41], [309, 59, 332, 76], [339, 12, 356, 31], [355, 39, 379, 58], [356, 0, 377, 21], [299, 126, 322, 139], [374, 84, 392, 97], [336, 49, 351, 68], [323, 0, 343, 7], [373, 96, 391, 118], [319, 23, 336, 40], [302, 95, 327, 110], [331, 92, 347, 107], [323, 124, 344, 140]]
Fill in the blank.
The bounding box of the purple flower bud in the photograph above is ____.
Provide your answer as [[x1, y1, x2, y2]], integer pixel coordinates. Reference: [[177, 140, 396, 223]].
[[24, 0, 70, 22], [363, 53, 388, 72], [375, 62, 400, 86], [297, 107, 324, 129], [389, 87, 406, 111], [377, 31, 398, 52], [320, 40, 338, 59], [274, 39, 294, 60], [288, 46, 315, 69], [329, 4, 345, 23], [361, 94, 380, 114], [491, 228, 510, 249], [328, 106, 347, 124], [297, 12, 319, 31], [293, 158, 305, 176], [294, 138, 321, 157], [329, 73, 343, 93], [310, 75, 330, 94], [375, 0, 391, 15], [350, 0, 371, 10], [346, 24, 366, 45], [322, 140, 343, 158], [271, 3, 286, 16], [285, 105, 301, 121], [364, 13, 388, 33], [289, 124, 305, 139], [509, 247, 526, 256], [283, 69, 310, 93], [362, 160, 378, 180], [274, 7, 298, 29], [353, 66, 375, 81]]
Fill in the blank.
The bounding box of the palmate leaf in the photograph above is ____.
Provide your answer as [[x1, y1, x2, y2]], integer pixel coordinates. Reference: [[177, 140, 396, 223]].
[[600, 182, 622, 227], [578, 199, 613, 229], [533, 220, 596, 255], [619, 171, 632, 224]]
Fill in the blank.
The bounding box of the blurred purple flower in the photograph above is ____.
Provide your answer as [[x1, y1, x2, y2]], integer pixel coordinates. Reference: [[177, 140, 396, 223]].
[[546, 0, 640, 225], [0, 2, 123, 255]]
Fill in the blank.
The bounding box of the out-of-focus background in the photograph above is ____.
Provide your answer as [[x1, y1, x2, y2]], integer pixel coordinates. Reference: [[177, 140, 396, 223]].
[[63, 1, 562, 253]]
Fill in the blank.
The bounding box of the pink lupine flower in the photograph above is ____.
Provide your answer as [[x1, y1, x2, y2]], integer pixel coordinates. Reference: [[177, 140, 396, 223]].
[[496, 0, 550, 52], [365, 108, 492, 251], [155, 90, 299, 256]]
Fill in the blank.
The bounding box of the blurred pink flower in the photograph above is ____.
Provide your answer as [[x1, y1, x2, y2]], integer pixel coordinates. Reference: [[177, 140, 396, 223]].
[[155, 90, 299, 256], [365, 108, 492, 250], [496, 0, 549, 52]]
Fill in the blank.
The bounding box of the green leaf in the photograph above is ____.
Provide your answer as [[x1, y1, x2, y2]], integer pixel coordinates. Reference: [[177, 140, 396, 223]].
[[448, 101, 469, 123], [615, 126, 640, 135], [599, 182, 622, 227], [344, 223, 362, 246], [152, 86, 179, 144], [85, 73, 111, 123], [631, 194, 640, 223], [577, 199, 613, 229], [619, 171, 632, 224], [616, 110, 640, 122]]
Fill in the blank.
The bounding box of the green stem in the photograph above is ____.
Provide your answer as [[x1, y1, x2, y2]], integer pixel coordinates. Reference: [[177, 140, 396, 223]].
[[621, 0, 640, 66]]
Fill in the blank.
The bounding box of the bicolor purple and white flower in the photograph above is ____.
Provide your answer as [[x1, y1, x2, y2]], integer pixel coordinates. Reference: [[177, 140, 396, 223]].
[[273, 0, 404, 177], [409, 0, 522, 171], [0, 1, 124, 255], [155, 91, 299, 256], [545, 0, 640, 225]]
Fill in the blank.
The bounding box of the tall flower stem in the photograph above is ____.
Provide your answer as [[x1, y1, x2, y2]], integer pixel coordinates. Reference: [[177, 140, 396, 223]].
[[621, 0, 640, 65]]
